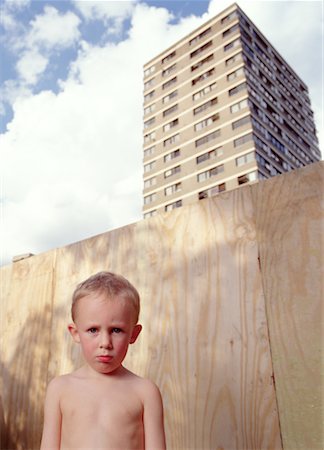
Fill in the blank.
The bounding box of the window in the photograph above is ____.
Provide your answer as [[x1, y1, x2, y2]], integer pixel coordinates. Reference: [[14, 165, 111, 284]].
[[144, 78, 155, 90], [230, 98, 248, 113], [144, 210, 157, 218], [191, 54, 214, 72], [238, 171, 258, 185], [163, 118, 179, 132], [163, 90, 178, 103], [193, 97, 218, 115], [192, 68, 215, 86], [144, 193, 157, 205], [165, 182, 182, 196], [162, 51, 176, 64], [144, 161, 156, 173], [164, 165, 180, 178], [196, 147, 223, 164], [162, 77, 177, 90], [163, 104, 178, 117], [189, 27, 211, 46], [197, 164, 224, 182], [221, 11, 238, 24], [225, 52, 241, 66], [144, 177, 157, 188], [228, 82, 246, 96], [144, 103, 156, 115], [164, 149, 180, 162], [144, 65, 155, 77], [162, 64, 176, 77], [193, 82, 217, 101], [144, 145, 155, 157], [194, 113, 219, 131], [198, 183, 226, 199], [236, 151, 255, 166], [165, 200, 182, 212], [144, 131, 156, 144], [144, 117, 155, 129], [224, 38, 240, 52], [234, 132, 253, 147], [190, 40, 212, 58], [222, 23, 239, 38], [232, 115, 250, 130], [195, 129, 220, 147], [163, 133, 180, 147], [255, 153, 279, 177], [144, 90, 155, 102], [227, 66, 244, 81]]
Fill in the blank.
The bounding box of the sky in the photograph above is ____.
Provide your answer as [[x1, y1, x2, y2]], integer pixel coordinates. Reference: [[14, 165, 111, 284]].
[[0, 0, 323, 266]]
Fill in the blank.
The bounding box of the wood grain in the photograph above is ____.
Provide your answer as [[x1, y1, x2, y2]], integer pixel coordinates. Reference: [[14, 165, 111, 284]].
[[251, 162, 324, 450], [0, 264, 12, 447], [0, 251, 55, 450], [125, 185, 281, 449], [3, 162, 321, 449]]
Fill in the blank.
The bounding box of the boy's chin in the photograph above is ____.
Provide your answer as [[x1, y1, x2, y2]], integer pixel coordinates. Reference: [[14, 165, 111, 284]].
[[88, 361, 123, 376]]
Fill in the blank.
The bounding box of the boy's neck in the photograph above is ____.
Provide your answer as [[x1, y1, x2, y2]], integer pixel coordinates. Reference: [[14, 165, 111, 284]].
[[79, 364, 129, 380]]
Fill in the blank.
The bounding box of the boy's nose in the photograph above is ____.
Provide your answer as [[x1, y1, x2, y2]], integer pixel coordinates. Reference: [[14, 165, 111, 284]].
[[99, 332, 112, 349]]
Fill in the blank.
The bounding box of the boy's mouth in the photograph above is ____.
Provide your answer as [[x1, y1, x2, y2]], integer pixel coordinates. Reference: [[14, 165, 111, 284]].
[[97, 355, 113, 363]]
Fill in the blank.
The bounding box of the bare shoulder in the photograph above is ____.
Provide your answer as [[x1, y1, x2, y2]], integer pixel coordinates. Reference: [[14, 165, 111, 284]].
[[45, 372, 75, 396], [126, 372, 163, 403], [140, 377, 162, 396]]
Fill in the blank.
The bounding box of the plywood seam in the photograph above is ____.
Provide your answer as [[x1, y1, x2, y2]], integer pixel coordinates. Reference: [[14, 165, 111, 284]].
[[46, 250, 57, 385], [248, 181, 284, 450], [257, 246, 285, 450]]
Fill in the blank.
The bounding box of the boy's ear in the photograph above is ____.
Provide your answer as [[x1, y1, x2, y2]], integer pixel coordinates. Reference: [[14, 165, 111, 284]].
[[68, 323, 80, 343], [130, 324, 142, 344]]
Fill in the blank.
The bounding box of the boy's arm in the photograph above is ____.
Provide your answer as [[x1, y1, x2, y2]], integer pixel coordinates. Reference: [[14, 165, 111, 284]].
[[143, 381, 166, 450], [40, 377, 62, 450]]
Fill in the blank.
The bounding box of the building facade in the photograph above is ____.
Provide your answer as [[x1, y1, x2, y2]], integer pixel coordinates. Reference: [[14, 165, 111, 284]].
[[142, 3, 321, 217]]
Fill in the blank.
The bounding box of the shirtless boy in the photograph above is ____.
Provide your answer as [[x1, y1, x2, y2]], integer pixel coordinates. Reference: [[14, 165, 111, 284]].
[[40, 271, 166, 450]]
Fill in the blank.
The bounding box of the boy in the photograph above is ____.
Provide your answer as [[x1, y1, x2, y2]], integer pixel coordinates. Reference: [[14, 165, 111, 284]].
[[40, 271, 166, 450]]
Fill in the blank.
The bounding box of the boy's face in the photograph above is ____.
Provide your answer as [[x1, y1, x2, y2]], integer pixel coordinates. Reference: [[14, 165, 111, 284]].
[[68, 292, 142, 375]]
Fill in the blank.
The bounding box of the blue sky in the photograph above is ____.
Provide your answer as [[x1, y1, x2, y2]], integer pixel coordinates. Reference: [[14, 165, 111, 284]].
[[1, 0, 323, 265]]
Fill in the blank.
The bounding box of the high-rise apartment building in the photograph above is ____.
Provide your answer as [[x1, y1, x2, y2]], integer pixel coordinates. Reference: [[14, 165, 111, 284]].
[[142, 3, 321, 217]]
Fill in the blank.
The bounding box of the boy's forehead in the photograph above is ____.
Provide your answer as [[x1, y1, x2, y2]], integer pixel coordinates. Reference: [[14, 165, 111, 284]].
[[74, 291, 136, 319]]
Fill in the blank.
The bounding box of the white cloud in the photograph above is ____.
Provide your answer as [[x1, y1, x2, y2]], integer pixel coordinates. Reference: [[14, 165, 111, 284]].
[[15, 49, 49, 85], [3, 5, 81, 90], [1, 0, 29, 31], [1, 29, 146, 262], [0, 80, 32, 117], [4, 0, 30, 10], [73, 0, 136, 34], [129, 2, 207, 62], [1, 0, 322, 266], [1, 9, 18, 31], [26, 5, 81, 50], [74, 0, 136, 22]]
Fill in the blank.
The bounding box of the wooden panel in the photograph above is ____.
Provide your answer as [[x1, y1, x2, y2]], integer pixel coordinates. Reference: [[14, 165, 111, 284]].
[[36, 184, 279, 449], [0, 264, 12, 447], [1, 252, 55, 450], [10, 161, 324, 448], [251, 162, 324, 450], [126, 186, 281, 449]]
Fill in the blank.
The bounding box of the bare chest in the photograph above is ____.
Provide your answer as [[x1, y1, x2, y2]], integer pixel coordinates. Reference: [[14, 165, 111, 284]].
[[60, 384, 144, 449]]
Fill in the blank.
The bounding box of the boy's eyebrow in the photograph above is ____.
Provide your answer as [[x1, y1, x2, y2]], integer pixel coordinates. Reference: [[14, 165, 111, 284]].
[[85, 320, 127, 326]]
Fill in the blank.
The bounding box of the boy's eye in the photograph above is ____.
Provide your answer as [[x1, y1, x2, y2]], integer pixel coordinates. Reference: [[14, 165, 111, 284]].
[[88, 327, 98, 334], [112, 328, 122, 333]]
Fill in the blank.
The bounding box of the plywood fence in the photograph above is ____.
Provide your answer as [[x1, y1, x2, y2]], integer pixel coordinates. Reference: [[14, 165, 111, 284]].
[[1, 162, 323, 450]]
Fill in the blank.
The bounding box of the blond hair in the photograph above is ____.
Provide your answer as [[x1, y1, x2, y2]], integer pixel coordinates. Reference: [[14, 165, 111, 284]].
[[71, 271, 140, 323]]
